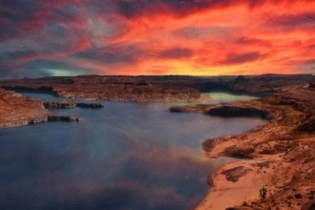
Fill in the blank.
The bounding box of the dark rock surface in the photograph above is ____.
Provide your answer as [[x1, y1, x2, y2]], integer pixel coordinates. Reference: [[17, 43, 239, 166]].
[[44, 101, 76, 109], [309, 79, 315, 88], [76, 103, 104, 109], [206, 106, 270, 119], [221, 166, 252, 182], [44, 101, 104, 109], [48, 115, 79, 122]]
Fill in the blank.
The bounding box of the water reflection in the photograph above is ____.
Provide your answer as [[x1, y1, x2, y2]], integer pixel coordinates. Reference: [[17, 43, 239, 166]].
[[0, 93, 265, 210], [202, 92, 258, 104]]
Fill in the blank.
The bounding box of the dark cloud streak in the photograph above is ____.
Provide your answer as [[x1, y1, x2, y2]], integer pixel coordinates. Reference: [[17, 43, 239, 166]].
[[158, 47, 193, 59], [220, 52, 263, 65]]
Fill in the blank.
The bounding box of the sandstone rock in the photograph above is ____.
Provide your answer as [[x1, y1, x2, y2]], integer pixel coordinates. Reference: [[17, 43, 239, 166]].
[[0, 88, 50, 128]]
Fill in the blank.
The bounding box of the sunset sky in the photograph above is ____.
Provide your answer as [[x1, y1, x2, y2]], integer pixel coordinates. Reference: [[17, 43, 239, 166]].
[[0, 0, 315, 78]]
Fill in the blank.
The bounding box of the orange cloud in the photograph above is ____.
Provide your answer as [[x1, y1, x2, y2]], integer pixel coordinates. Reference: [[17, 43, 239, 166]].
[[100, 0, 315, 75], [1, 0, 314, 77]]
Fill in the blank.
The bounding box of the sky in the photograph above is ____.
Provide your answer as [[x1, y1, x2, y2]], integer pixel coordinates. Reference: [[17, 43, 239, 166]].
[[0, 0, 315, 78]]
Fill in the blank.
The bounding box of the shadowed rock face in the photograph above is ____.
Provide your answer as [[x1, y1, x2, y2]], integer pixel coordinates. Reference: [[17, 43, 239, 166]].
[[301, 201, 315, 210], [221, 166, 252, 182], [206, 106, 270, 119]]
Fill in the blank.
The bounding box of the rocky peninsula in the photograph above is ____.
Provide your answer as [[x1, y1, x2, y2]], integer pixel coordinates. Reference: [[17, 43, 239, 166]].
[[171, 83, 315, 210]]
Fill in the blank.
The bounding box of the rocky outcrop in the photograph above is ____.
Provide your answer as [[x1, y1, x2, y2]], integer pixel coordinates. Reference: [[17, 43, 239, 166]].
[[0, 88, 50, 128], [0, 88, 79, 128], [44, 101, 104, 109], [170, 104, 270, 120], [44, 101, 76, 109], [47, 115, 79, 122]]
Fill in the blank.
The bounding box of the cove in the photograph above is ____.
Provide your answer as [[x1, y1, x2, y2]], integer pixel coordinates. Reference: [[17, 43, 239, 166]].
[[0, 92, 265, 210]]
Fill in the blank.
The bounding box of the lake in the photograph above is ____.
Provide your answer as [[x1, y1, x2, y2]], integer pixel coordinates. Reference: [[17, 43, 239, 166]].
[[0, 92, 264, 210]]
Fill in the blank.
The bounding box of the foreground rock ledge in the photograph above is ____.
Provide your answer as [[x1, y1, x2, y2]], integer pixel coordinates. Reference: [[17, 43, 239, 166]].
[[0, 88, 78, 128], [172, 85, 315, 210]]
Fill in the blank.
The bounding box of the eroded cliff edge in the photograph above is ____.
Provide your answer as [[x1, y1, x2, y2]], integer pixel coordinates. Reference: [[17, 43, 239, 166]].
[[171, 85, 315, 210]]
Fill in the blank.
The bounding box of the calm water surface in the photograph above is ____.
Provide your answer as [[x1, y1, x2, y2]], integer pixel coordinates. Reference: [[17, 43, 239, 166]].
[[0, 92, 264, 210]]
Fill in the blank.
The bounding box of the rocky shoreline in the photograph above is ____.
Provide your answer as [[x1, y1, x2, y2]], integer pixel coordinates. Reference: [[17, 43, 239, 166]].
[[0, 75, 314, 209], [171, 84, 315, 210]]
